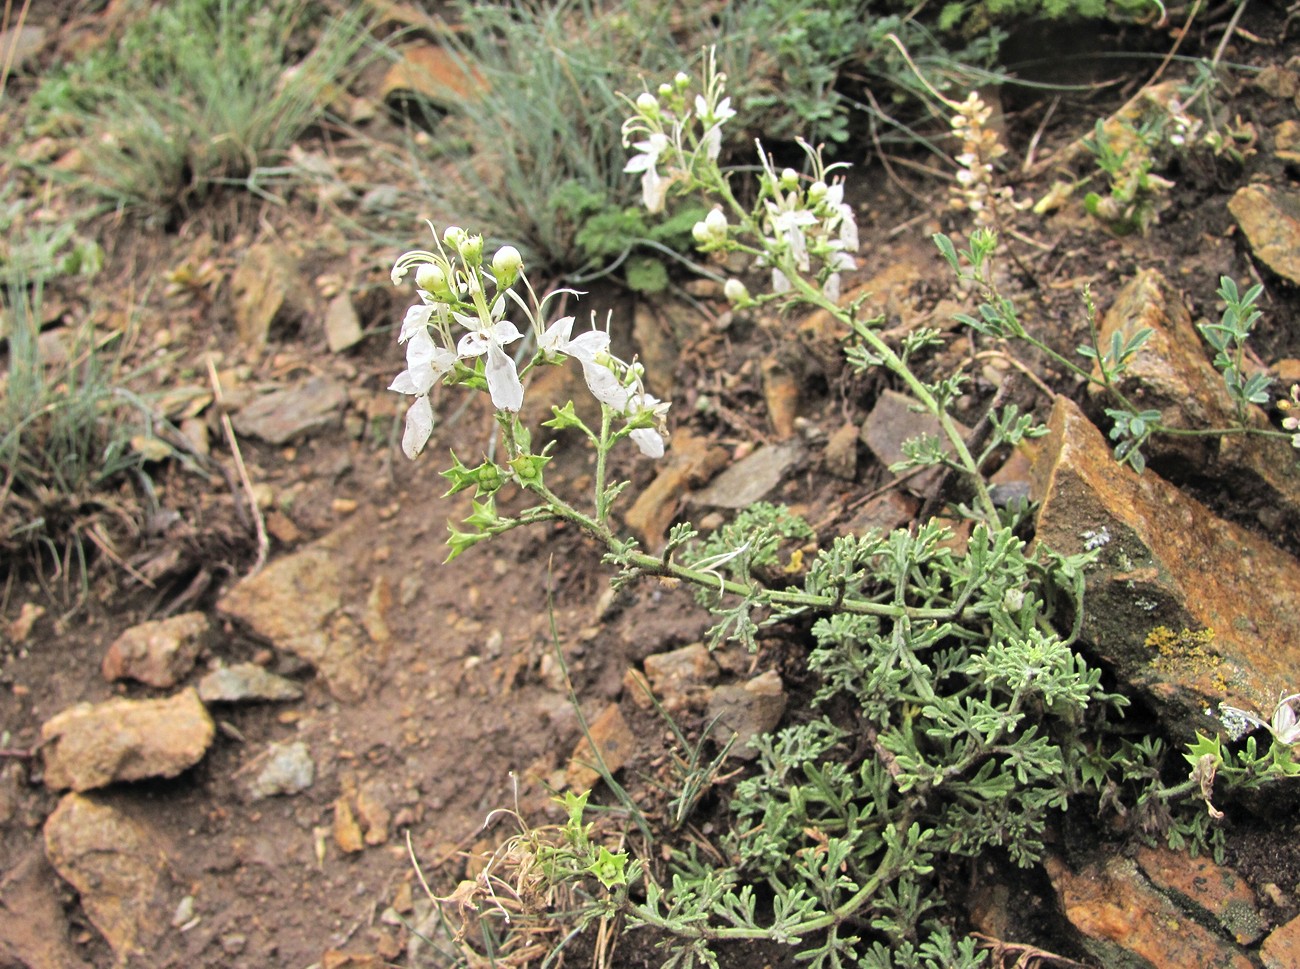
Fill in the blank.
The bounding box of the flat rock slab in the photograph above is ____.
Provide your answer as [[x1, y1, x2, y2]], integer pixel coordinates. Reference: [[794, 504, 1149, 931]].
[[232, 375, 349, 445], [1090, 269, 1300, 541], [1045, 854, 1254, 969], [44, 793, 174, 965], [692, 442, 804, 509], [41, 688, 214, 792], [1228, 183, 1300, 285], [197, 662, 303, 703], [1031, 396, 1300, 734], [218, 515, 384, 702]]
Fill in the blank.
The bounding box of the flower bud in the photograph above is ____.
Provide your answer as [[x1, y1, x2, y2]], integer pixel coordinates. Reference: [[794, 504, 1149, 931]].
[[780, 168, 800, 190], [460, 233, 484, 266], [492, 245, 523, 288], [674, 71, 690, 89], [442, 225, 467, 252], [704, 208, 728, 236], [724, 278, 749, 304], [415, 263, 451, 300], [808, 180, 828, 203], [692, 221, 711, 245], [656, 82, 672, 98], [637, 91, 660, 116]]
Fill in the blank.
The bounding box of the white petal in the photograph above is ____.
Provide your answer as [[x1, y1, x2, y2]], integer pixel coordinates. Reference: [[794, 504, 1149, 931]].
[[485, 344, 524, 412], [566, 329, 609, 363], [582, 361, 629, 409], [490, 319, 524, 346], [539, 316, 576, 354], [630, 427, 664, 459], [400, 304, 433, 343], [402, 396, 434, 458]]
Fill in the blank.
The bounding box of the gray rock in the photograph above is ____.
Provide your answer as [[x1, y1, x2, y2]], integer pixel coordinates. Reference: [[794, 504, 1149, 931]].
[[0, 25, 46, 75], [860, 389, 969, 493], [247, 741, 315, 800], [232, 375, 348, 445], [197, 663, 303, 703], [692, 443, 804, 509], [324, 294, 364, 353], [706, 670, 787, 760]]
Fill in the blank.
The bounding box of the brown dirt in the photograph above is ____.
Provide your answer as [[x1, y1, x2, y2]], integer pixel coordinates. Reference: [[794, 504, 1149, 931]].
[[3, 4, 1300, 968]]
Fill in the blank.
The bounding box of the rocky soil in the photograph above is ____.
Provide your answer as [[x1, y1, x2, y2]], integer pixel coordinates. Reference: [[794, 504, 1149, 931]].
[[3, 3, 1300, 969]]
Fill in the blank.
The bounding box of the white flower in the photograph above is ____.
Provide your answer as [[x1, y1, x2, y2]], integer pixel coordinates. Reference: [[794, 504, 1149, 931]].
[[622, 390, 670, 459], [538, 316, 620, 405], [764, 199, 818, 271], [624, 133, 671, 213], [389, 327, 457, 459], [1220, 693, 1300, 746], [454, 312, 525, 412], [695, 94, 735, 161]]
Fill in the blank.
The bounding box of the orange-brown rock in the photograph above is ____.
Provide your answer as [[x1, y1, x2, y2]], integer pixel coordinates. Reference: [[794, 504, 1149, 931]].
[[1133, 844, 1264, 944], [1044, 854, 1254, 969], [44, 793, 173, 965], [41, 689, 214, 792], [101, 611, 209, 688], [1031, 396, 1300, 736], [565, 703, 639, 791]]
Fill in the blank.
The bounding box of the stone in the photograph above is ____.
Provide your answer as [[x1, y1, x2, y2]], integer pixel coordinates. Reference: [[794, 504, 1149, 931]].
[[41, 689, 215, 791], [230, 243, 309, 351], [247, 740, 315, 800], [633, 302, 680, 399], [218, 518, 379, 702], [761, 353, 801, 440], [1261, 912, 1300, 969], [44, 793, 173, 965], [1228, 184, 1300, 286], [0, 25, 46, 75], [101, 611, 210, 688], [356, 779, 392, 846], [1044, 854, 1253, 969], [232, 375, 349, 445], [642, 643, 720, 711], [334, 796, 365, 854], [1030, 396, 1300, 737], [1089, 269, 1300, 540], [692, 442, 804, 510], [197, 663, 303, 703], [0, 847, 93, 969], [379, 43, 484, 108], [623, 428, 730, 549], [860, 390, 969, 493], [706, 670, 787, 760], [824, 422, 860, 480], [1133, 844, 1264, 944], [565, 703, 639, 791], [324, 293, 364, 353]]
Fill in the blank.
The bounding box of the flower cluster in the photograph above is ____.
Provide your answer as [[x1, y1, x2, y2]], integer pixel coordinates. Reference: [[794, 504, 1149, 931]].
[[1280, 384, 1300, 450], [623, 56, 859, 307], [753, 141, 859, 302], [620, 52, 735, 214], [390, 225, 669, 460], [948, 91, 1018, 229]]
